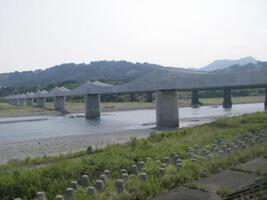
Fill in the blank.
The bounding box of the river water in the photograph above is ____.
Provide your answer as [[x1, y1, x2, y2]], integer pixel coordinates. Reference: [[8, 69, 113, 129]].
[[0, 103, 265, 144]]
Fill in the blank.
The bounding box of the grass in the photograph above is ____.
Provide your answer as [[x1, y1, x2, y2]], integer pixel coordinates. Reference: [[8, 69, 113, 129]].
[[0, 112, 267, 199], [0, 95, 265, 117], [0, 103, 57, 118]]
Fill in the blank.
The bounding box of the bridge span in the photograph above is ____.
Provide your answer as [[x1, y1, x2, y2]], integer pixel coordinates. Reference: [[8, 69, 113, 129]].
[[5, 68, 267, 128]]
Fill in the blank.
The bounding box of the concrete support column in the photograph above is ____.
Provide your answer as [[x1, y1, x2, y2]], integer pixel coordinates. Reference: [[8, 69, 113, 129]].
[[54, 96, 65, 111], [15, 99, 19, 106], [37, 97, 46, 108], [27, 98, 33, 106], [130, 93, 136, 102], [191, 90, 201, 108], [85, 94, 100, 119], [156, 90, 179, 128], [265, 88, 267, 111], [223, 88, 232, 109], [19, 98, 25, 106], [146, 92, 153, 102]]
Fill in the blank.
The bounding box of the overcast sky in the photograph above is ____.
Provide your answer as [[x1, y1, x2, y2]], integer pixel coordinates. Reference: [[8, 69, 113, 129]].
[[0, 0, 266, 73]]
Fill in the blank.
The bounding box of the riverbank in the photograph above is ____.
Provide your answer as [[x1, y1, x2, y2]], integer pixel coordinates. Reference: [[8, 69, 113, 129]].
[[0, 95, 265, 118], [0, 115, 217, 165], [0, 129, 153, 165]]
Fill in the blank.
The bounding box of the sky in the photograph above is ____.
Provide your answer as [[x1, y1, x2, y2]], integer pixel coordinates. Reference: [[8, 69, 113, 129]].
[[0, 0, 267, 73]]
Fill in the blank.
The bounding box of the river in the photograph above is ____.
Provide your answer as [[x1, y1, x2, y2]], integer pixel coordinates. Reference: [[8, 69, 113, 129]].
[[0, 103, 265, 144]]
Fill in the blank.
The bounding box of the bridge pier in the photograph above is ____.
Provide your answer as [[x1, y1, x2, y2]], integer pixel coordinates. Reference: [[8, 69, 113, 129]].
[[15, 99, 19, 106], [191, 90, 202, 108], [37, 97, 46, 108], [130, 93, 137, 102], [54, 96, 66, 112], [265, 88, 267, 111], [223, 88, 232, 109], [146, 92, 153, 102], [26, 98, 33, 106], [156, 90, 179, 128], [85, 94, 100, 119], [19, 98, 25, 106]]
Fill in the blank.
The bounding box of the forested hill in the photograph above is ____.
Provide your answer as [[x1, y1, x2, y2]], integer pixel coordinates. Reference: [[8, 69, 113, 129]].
[[0, 61, 163, 87], [214, 61, 267, 73]]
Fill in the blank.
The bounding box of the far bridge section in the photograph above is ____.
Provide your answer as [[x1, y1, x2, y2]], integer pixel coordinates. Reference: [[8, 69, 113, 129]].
[[5, 68, 267, 128]]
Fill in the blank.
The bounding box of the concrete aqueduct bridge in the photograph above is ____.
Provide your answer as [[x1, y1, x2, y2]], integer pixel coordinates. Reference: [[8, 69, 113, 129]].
[[4, 68, 267, 128], [70, 68, 267, 128], [46, 87, 71, 112]]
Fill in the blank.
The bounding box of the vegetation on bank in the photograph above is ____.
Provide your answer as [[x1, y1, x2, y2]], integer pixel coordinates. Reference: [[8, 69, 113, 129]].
[[0, 112, 267, 199], [0, 95, 265, 117]]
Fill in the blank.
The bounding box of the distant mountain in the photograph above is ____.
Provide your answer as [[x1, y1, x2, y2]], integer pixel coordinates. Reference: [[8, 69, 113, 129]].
[[200, 56, 259, 71], [0, 61, 163, 88], [214, 61, 267, 73]]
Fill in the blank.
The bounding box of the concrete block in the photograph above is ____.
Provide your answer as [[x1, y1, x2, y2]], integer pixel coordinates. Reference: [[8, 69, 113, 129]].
[[88, 186, 97, 196], [139, 173, 148, 182], [70, 181, 78, 190], [55, 195, 64, 200], [95, 180, 104, 192], [65, 188, 74, 200], [36, 192, 46, 200], [87, 186, 97, 197], [80, 175, 90, 187], [116, 179, 125, 192], [100, 174, 107, 184], [121, 173, 129, 182], [104, 170, 111, 179]]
